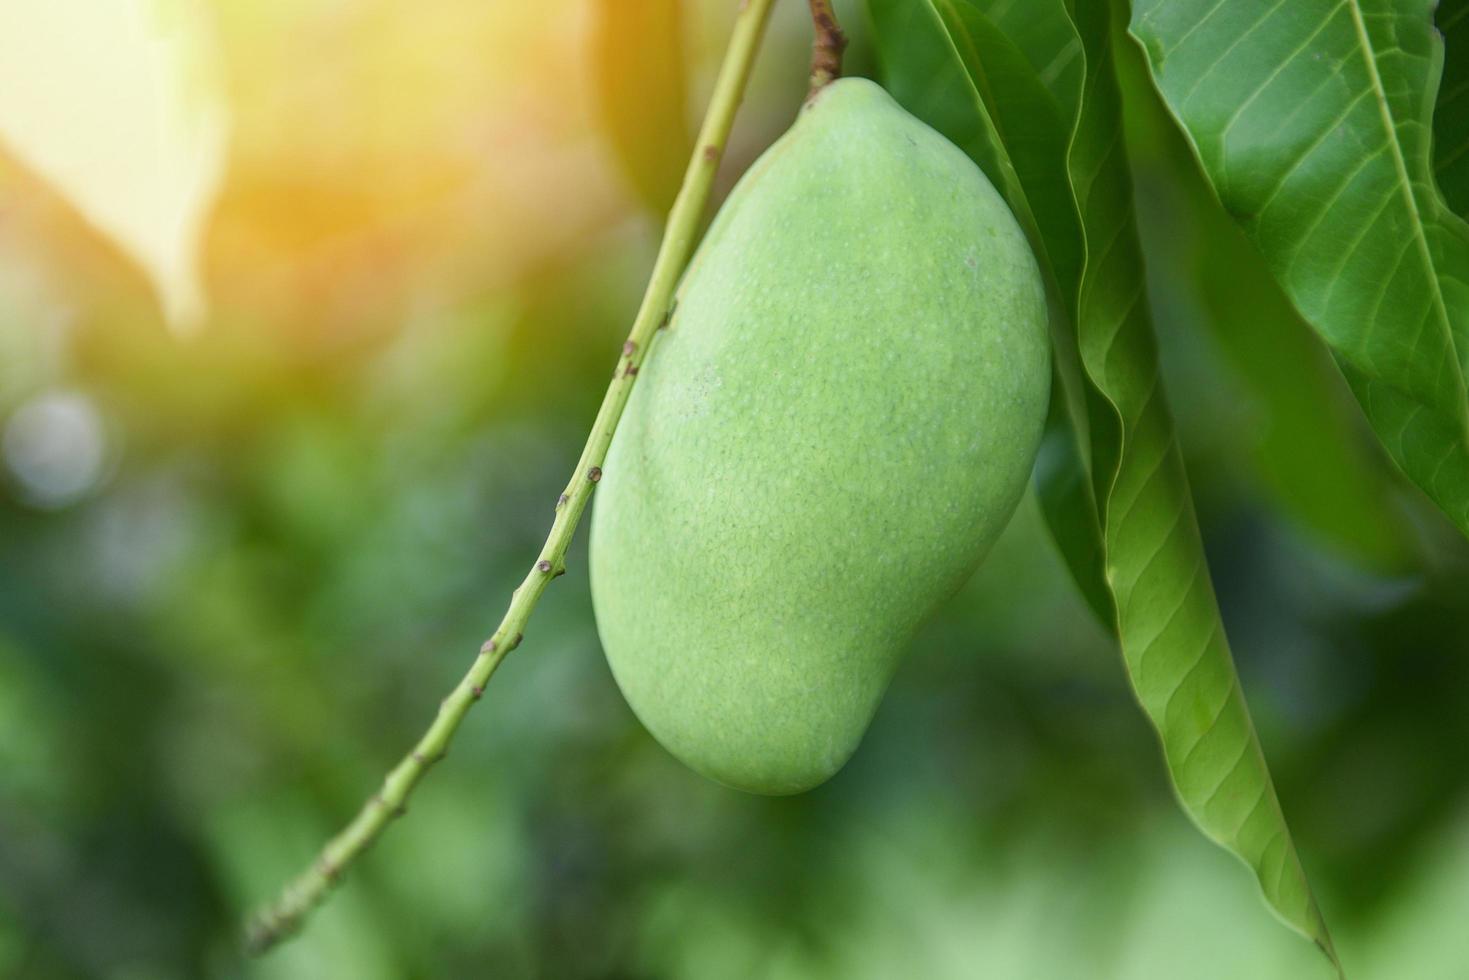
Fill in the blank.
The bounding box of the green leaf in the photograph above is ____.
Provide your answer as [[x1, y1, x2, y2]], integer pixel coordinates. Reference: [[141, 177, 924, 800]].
[[938, 1, 1086, 291], [1436, 0, 1469, 215], [1069, 3, 1341, 968], [587, 0, 691, 216], [1113, 36, 1411, 570], [1129, 0, 1469, 540], [868, 0, 1341, 970]]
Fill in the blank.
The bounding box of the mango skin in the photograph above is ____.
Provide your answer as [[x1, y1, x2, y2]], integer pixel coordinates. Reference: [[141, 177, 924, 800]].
[[589, 78, 1049, 795]]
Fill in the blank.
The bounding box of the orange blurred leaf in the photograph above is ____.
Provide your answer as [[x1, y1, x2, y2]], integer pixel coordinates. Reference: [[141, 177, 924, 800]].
[[588, 0, 691, 217], [0, 0, 228, 333]]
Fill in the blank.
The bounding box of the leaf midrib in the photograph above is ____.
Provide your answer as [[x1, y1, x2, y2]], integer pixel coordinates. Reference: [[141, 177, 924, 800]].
[[936, 0, 1009, 147], [1345, 0, 1469, 438]]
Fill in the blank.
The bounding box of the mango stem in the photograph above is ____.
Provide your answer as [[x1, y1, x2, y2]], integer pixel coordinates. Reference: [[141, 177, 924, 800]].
[[241, 0, 778, 955], [807, 0, 847, 96]]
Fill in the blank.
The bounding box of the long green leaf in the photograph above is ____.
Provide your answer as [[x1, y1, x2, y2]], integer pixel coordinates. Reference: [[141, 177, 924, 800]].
[[1130, 0, 1469, 540], [1436, 0, 1469, 215], [1066, 2, 1340, 967], [868, 0, 1341, 970]]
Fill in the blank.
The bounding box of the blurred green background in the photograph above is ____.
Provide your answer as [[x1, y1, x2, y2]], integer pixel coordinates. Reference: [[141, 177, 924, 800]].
[[2, 2, 1468, 977]]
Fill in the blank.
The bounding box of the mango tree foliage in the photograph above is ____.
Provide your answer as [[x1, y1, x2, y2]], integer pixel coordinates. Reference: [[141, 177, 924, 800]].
[[868, 0, 1341, 970], [1130, 0, 1469, 538]]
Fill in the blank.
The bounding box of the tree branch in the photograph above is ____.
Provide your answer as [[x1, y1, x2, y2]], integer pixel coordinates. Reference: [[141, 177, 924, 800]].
[[242, 0, 778, 953]]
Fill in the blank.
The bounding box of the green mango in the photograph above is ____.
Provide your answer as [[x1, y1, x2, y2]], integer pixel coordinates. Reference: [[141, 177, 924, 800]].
[[589, 78, 1050, 795]]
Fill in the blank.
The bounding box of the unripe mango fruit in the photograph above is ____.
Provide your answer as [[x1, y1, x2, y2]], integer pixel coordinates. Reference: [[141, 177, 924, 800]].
[[589, 78, 1050, 795]]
